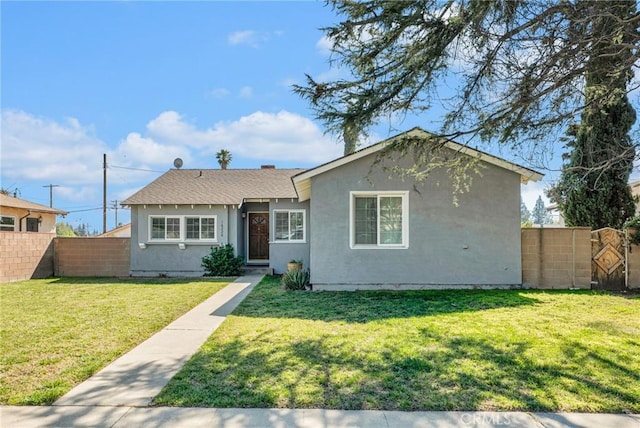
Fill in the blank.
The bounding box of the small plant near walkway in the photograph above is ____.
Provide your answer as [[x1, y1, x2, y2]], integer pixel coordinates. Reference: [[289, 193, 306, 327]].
[[1, 277, 229, 405], [281, 269, 310, 291], [202, 244, 244, 276], [155, 276, 640, 412]]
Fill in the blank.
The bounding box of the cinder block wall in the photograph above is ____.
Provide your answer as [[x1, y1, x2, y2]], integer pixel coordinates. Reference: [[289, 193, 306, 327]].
[[0, 232, 56, 283], [626, 242, 640, 289], [54, 237, 130, 277], [521, 227, 592, 289]]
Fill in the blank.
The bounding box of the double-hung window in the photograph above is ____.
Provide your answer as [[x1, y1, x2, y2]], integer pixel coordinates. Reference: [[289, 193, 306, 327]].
[[0, 216, 15, 232], [350, 191, 408, 248], [274, 210, 305, 242]]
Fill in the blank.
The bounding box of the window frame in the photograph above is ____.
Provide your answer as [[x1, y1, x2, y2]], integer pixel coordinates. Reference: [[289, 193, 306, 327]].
[[148, 215, 217, 242], [0, 215, 16, 232], [349, 191, 409, 249], [272, 209, 306, 243], [185, 216, 217, 241]]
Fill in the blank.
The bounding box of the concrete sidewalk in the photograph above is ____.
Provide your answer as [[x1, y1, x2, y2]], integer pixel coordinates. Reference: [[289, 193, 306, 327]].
[[54, 275, 264, 407], [2, 406, 639, 427]]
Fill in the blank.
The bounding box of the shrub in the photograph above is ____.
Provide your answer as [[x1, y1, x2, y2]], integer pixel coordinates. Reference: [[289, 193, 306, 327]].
[[202, 244, 244, 276], [282, 269, 310, 291]]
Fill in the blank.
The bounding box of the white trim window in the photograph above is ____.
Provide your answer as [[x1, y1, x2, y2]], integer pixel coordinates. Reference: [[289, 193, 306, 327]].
[[0, 215, 16, 232], [149, 215, 217, 241], [150, 216, 181, 240], [273, 210, 305, 242], [350, 191, 409, 248], [186, 216, 216, 240]]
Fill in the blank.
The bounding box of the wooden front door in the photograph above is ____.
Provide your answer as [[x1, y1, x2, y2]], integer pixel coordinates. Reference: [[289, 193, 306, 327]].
[[249, 212, 269, 261]]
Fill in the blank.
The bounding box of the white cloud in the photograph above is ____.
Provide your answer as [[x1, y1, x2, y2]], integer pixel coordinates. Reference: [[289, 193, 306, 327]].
[[228, 30, 270, 48], [208, 88, 230, 99], [115, 132, 191, 166], [316, 35, 334, 55], [144, 109, 342, 164], [1, 109, 108, 185], [239, 86, 253, 98]]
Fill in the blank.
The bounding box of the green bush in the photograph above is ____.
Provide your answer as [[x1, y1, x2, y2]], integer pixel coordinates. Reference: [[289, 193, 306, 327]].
[[202, 244, 244, 276], [282, 269, 310, 291]]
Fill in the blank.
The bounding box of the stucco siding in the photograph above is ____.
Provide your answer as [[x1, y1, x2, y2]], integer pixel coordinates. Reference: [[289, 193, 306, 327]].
[[269, 199, 310, 274], [130, 204, 233, 276], [309, 151, 523, 289]]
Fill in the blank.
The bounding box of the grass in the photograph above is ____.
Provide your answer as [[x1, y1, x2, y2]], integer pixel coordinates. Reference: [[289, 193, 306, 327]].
[[155, 276, 640, 412], [0, 277, 229, 405]]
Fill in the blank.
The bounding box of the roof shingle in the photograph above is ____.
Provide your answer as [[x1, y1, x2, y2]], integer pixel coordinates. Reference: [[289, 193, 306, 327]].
[[122, 168, 303, 206]]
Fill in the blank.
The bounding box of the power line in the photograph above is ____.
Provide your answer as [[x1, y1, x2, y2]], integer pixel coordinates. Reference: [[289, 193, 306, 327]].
[[109, 164, 165, 173]]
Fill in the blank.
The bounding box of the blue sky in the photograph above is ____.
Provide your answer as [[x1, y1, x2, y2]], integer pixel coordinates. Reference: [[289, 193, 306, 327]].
[[2, 1, 567, 232]]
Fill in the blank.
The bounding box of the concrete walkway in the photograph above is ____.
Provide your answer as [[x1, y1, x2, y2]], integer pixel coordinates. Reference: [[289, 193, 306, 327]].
[[2, 406, 639, 427], [54, 274, 264, 407], [2, 274, 638, 427]]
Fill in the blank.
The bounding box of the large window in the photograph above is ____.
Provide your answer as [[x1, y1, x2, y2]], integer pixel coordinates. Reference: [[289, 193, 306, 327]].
[[274, 210, 305, 242], [351, 192, 408, 248], [150, 215, 216, 241], [186, 216, 216, 240], [0, 216, 15, 232]]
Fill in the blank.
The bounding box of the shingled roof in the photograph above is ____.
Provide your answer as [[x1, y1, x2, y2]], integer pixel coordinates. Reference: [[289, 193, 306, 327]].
[[0, 194, 68, 215], [122, 168, 304, 206]]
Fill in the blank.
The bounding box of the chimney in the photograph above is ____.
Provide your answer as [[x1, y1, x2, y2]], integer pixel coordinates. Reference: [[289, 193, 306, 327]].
[[261, 165, 276, 169]]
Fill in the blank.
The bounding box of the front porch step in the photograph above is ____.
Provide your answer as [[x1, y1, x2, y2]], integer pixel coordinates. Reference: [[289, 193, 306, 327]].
[[242, 266, 272, 275]]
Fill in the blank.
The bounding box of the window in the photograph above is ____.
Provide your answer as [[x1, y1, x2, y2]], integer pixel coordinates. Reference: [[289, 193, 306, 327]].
[[274, 210, 305, 242], [150, 216, 180, 240], [351, 192, 408, 248], [0, 216, 15, 232], [186, 216, 216, 240], [150, 215, 216, 241]]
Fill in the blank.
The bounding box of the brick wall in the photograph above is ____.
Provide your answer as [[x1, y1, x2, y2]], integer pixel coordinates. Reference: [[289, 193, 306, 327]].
[[522, 227, 592, 289], [0, 232, 56, 283], [54, 237, 130, 277]]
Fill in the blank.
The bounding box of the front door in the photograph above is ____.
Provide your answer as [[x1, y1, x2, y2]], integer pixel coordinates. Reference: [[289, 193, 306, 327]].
[[248, 212, 269, 261]]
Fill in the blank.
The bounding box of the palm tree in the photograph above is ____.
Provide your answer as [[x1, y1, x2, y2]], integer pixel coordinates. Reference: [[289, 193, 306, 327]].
[[216, 149, 232, 170]]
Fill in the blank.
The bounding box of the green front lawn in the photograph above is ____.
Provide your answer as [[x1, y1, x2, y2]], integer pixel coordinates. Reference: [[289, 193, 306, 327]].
[[0, 277, 229, 405], [155, 276, 640, 412]]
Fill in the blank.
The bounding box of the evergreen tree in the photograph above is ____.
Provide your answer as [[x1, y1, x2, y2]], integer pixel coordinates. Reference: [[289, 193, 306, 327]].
[[532, 196, 547, 225], [548, 1, 636, 229], [295, 1, 639, 191], [521, 201, 531, 224]]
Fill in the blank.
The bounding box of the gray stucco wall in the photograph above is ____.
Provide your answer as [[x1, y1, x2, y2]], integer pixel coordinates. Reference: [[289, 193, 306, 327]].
[[268, 199, 310, 274], [129, 204, 237, 276], [309, 151, 523, 290]]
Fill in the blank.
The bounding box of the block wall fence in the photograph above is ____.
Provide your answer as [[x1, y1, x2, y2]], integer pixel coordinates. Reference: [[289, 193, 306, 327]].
[[522, 227, 640, 289], [0, 232, 56, 283], [2, 231, 640, 287], [54, 237, 130, 277]]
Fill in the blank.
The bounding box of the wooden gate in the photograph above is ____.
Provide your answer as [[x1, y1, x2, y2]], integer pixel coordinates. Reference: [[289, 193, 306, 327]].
[[591, 227, 627, 290]]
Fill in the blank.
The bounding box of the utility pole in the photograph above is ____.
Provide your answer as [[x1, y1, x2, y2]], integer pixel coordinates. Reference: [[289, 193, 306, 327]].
[[111, 200, 119, 227], [103, 153, 107, 234], [42, 184, 60, 207]]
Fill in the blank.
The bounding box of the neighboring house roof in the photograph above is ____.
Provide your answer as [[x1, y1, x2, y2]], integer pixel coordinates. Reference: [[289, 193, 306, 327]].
[[293, 127, 544, 201], [99, 223, 131, 237], [0, 193, 68, 215], [122, 168, 303, 206]]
